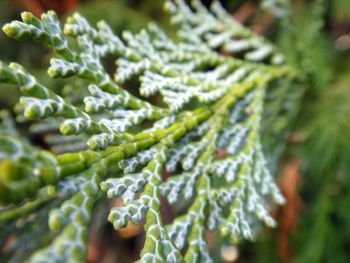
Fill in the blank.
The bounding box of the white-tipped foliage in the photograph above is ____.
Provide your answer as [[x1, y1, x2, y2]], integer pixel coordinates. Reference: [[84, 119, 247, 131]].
[[0, 1, 302, 262]]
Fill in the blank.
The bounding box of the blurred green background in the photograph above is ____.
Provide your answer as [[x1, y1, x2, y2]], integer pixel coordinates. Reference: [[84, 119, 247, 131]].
[[0, 0, 350, 262]]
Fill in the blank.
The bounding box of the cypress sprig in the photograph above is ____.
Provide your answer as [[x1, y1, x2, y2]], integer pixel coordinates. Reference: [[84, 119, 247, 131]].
[[0, 1, 303, 262]]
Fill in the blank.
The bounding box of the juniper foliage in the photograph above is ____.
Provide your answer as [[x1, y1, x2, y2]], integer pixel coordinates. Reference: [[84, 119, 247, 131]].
[[0, 1, 303, 262]]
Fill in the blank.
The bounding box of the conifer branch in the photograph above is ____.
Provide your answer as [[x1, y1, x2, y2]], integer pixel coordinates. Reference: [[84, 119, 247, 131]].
[[0, 1, 303, 262]]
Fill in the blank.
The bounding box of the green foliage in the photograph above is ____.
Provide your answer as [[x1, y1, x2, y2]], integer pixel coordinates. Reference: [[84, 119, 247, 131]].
[[251, 0, 350, 262], [290, 0, 350, 258], [0, 0, 304, 262]]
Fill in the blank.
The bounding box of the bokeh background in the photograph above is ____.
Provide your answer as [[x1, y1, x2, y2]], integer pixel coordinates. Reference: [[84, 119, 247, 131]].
[[0, 0, 350, 262]]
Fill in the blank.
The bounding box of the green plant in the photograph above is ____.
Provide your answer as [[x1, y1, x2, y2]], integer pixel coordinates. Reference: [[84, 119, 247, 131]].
[[247, 1, 350, 262], [0, 0, 303, 262]]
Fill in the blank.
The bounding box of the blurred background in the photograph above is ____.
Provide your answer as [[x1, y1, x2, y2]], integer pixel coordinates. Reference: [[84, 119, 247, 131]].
[[0, 0, 350, 262]]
